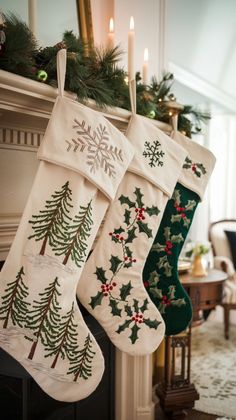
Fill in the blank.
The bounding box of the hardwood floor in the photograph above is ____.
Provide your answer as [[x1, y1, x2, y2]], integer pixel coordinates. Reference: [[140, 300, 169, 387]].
[[155, 405, 218, 419]]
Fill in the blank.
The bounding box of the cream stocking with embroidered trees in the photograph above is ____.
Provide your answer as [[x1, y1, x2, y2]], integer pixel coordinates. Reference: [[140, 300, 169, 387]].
[[77, 114, 187, 355], [143, 130, 216, 335], [0, 50, 134, 402]]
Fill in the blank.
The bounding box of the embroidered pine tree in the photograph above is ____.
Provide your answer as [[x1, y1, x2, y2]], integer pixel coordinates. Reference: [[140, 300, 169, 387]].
[[42, 302, 78, 369], [0, 266, 29, 329], [53, 199, 93, 267], [67, 333, 95, 381], [65, 119, 123, 178], [28, 181, 73, 255], [26, 277, 61, 360]]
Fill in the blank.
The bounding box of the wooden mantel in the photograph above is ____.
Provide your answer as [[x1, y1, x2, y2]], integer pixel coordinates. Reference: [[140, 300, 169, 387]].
[[0, 69, 171, 420]]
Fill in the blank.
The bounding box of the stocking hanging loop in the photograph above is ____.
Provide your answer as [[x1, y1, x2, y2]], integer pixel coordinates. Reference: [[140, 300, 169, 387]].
[[171, 114, 178, 134], [56, 49, 67, 97]]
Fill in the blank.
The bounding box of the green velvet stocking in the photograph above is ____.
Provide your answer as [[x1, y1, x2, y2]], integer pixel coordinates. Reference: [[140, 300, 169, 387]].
[[143, 182, 200, 335]]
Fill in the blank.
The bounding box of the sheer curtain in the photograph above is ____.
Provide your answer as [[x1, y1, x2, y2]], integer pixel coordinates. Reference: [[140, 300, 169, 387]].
[[208, 115, 236, 221], [188, 115, 236, 244]]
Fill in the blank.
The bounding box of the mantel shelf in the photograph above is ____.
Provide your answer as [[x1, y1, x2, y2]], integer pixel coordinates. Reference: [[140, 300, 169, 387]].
[[0, 69, 171, 132]]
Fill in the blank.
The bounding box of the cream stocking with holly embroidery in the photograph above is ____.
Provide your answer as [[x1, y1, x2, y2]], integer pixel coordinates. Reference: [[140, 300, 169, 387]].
[[0, 50, 134, 401], [77, 114, 187, 355]]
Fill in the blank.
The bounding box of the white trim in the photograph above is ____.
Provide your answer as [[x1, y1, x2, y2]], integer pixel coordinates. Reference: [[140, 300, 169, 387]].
[[115, 351, 155, 420], [169, 62, 236, 112], [0, 214, 21, 261]]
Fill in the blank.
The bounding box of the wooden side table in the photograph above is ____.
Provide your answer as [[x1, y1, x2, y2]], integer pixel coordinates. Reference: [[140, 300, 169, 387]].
[[180, 268, 227, 326], [156, 269, 227, 419]]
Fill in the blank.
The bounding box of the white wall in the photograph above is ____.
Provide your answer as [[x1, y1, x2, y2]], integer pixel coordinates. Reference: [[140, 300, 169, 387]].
[[1, 0, 79, 46]]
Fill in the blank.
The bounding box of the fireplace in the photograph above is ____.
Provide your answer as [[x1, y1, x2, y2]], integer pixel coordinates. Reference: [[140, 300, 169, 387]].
[[0, 70, 170, 419]]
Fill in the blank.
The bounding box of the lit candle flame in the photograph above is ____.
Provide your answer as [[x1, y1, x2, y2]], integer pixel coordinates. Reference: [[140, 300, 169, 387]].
[[109, 17, 114, 33], [144, 48, 149, 63], [130, 16, 134, 31]]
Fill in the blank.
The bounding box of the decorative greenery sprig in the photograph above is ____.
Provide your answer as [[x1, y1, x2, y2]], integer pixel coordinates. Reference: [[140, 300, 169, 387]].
[[0, 13, 210, 137], [185, 242, 210, 258]]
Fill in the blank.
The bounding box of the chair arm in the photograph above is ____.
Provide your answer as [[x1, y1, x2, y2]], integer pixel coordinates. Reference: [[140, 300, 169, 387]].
[[214, 256, 235, 278]]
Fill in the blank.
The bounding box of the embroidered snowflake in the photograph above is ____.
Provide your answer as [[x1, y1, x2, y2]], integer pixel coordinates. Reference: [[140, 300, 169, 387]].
[[143, 140, 165, 168], [66, 119, 123, 178]]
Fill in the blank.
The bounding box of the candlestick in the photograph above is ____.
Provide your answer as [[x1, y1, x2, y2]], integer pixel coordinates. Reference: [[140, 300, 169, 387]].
[[107, 17, 114, 49], [128, 16, 135, 82], [28, 0, 37, 36], [142, 48, 149, 85]]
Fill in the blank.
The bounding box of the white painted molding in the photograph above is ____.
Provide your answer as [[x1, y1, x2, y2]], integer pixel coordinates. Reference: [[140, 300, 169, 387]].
[[0, 214, 21, 261], [0, 126, 43, 152], [169, 62, 236, 112], [115, 351, 155, 420]]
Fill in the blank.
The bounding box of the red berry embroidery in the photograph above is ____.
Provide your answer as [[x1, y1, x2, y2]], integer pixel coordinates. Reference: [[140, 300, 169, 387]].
[[112, 282, 117, 286], [144, 281, 149, 288]]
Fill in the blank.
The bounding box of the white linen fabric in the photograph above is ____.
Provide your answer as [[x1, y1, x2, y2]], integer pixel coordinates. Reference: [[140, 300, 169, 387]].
[[77, 114, 187, 355], [0, 49, 134, 402]]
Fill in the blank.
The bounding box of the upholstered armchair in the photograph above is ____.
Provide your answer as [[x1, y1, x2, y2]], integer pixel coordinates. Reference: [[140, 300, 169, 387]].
[[209, 219, 236, 339]]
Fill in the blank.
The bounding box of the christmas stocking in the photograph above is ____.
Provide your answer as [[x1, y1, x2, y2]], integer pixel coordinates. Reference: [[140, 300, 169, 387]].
[[77, 114, 187, 355], [0, 50, 134, 402], [143, 130, 216, 335]]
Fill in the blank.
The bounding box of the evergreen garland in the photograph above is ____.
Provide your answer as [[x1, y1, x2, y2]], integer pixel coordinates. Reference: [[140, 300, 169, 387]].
[[0, 13, 210, 136]]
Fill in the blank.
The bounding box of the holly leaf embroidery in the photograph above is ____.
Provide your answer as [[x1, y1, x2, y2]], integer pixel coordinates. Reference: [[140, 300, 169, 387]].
[[90, 291, 104, 309], [158, 302, 166, 314], [150, 287, 163, 300], [183, 217, 191, 227], [94, 267, 107, 283], [110, 255, 122, 274], [125, 246, 132, 258], [124, 209, 131, 226], [147, 271, 159, 287], [168, 285, 176, 299], [164, 227, 171, 241], [183, 156, 192, 169], [125, 226, 137, 244], [119, 281, 133, 300], [172, 189, 181, 205], [109, 299, 122, 316], [185, 200, 197, 211], [140, 298, 149, 313], [151, 242, 166, 253], [116, 319, 132, 334], [196, 163, 207, 174], [171, 233, 184, 243], [137, 221, 153, 238], [129, 323, 140, 344], [134, 187, 144, 208], [171, 298, 186, 307], [118, 195, 135, 208], [114, 226, 125, 235], [143, 318, 162, 329], [125, 304, 133, 317], [171, 214, 183, 224], [133, 299, 139, 313], [146, 206, 160, 217], [157, 256, 172, 277]]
